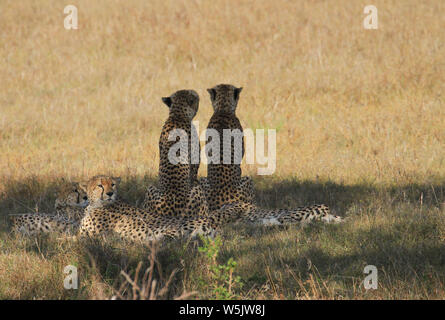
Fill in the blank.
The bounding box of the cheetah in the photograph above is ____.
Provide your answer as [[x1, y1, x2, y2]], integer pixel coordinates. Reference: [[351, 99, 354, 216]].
[[79, 175, 244, 242], [142, 89, 208, 218], [205, 84, 343, 224], [80, 176, 341, 244], [205, 84, 257, 211], [10, 182, 88, 235], [10, 214, 79, 236], [54, 181, 89, 220]]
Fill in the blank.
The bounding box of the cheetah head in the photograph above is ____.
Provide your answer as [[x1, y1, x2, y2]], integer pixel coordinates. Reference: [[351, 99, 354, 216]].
[[162, 89, 199, 121], [54, 182, 89, 209], [207, 84, 243, 113], [79, 175, 121, 208]]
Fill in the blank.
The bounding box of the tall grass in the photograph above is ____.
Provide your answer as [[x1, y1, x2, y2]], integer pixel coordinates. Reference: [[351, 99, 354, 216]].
[[0, 0, 444, 299]]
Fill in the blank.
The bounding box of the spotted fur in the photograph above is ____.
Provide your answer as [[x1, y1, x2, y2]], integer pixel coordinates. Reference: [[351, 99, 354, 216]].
[[10, 182, 88, 235], [142, 89, 208, 218], [79, 176, 244, 242], [205, 84, 343, 225]]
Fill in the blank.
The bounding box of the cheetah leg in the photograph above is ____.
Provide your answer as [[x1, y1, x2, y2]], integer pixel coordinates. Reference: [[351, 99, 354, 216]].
[[143, 185, 176, 215], [198, 177, 210, 202], [309, 204, 343, 224], [173, 202, 249, 240], [10, 213, 78, 236], [142, 185, 162, 211], [321, 214, 343, 223], [237, 176, 255, 204], [187, 224, 218, 240], [185, 184, 209, 217]]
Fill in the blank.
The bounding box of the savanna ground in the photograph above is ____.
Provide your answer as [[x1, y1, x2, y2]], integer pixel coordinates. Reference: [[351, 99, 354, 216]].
[[0, 0, 444, 299]]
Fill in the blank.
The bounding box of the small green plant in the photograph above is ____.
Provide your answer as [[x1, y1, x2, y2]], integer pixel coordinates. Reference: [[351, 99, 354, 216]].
[[198, 235, 243, 300]]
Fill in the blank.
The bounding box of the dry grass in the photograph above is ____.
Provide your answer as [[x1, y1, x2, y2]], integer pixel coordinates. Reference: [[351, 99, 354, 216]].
[[0, 0, 444, 299]]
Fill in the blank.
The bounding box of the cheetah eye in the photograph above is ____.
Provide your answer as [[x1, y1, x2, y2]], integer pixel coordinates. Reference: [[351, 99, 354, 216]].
[[98, 184, 103, 188], [111, 183, 115, 187]]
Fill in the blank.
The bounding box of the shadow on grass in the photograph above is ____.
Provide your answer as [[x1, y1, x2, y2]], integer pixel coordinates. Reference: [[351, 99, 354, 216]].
[[220, 219, 445, 298], [1, 174, 443, 218], [0, 174, 444, 298], [253, 178, 445, 216]]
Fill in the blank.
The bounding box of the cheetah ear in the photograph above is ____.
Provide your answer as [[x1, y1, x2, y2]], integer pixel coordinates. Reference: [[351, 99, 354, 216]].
[[112, 177, 121, 185], [234, 87, 243, 101], [207, 88, 216, 101], [162, 97, 172, 108]]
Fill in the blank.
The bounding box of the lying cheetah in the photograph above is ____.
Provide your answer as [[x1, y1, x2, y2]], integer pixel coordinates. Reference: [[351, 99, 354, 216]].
[[10, 214, 79, 236], [143, 89, 208, 217], [54, 181, 89, 220], [205, 84, 343, 224], [79, 175, 342, 244], [11, 176, 340, 241], [79, 175, 244, 242], [10, 182, 88, 235]]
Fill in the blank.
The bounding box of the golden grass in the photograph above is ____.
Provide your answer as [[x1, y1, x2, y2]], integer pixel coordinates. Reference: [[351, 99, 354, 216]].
[[0, 0, 443, 185], [0, 0, 444, 299]]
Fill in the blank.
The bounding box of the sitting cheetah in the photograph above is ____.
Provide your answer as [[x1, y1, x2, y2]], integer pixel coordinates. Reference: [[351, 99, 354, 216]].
[[79, 175, 245, 242], [205, 84, 255, 211], [10, 182, 88, 235], [205, 84, 343, 224], [142, 89, 208, 217]]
